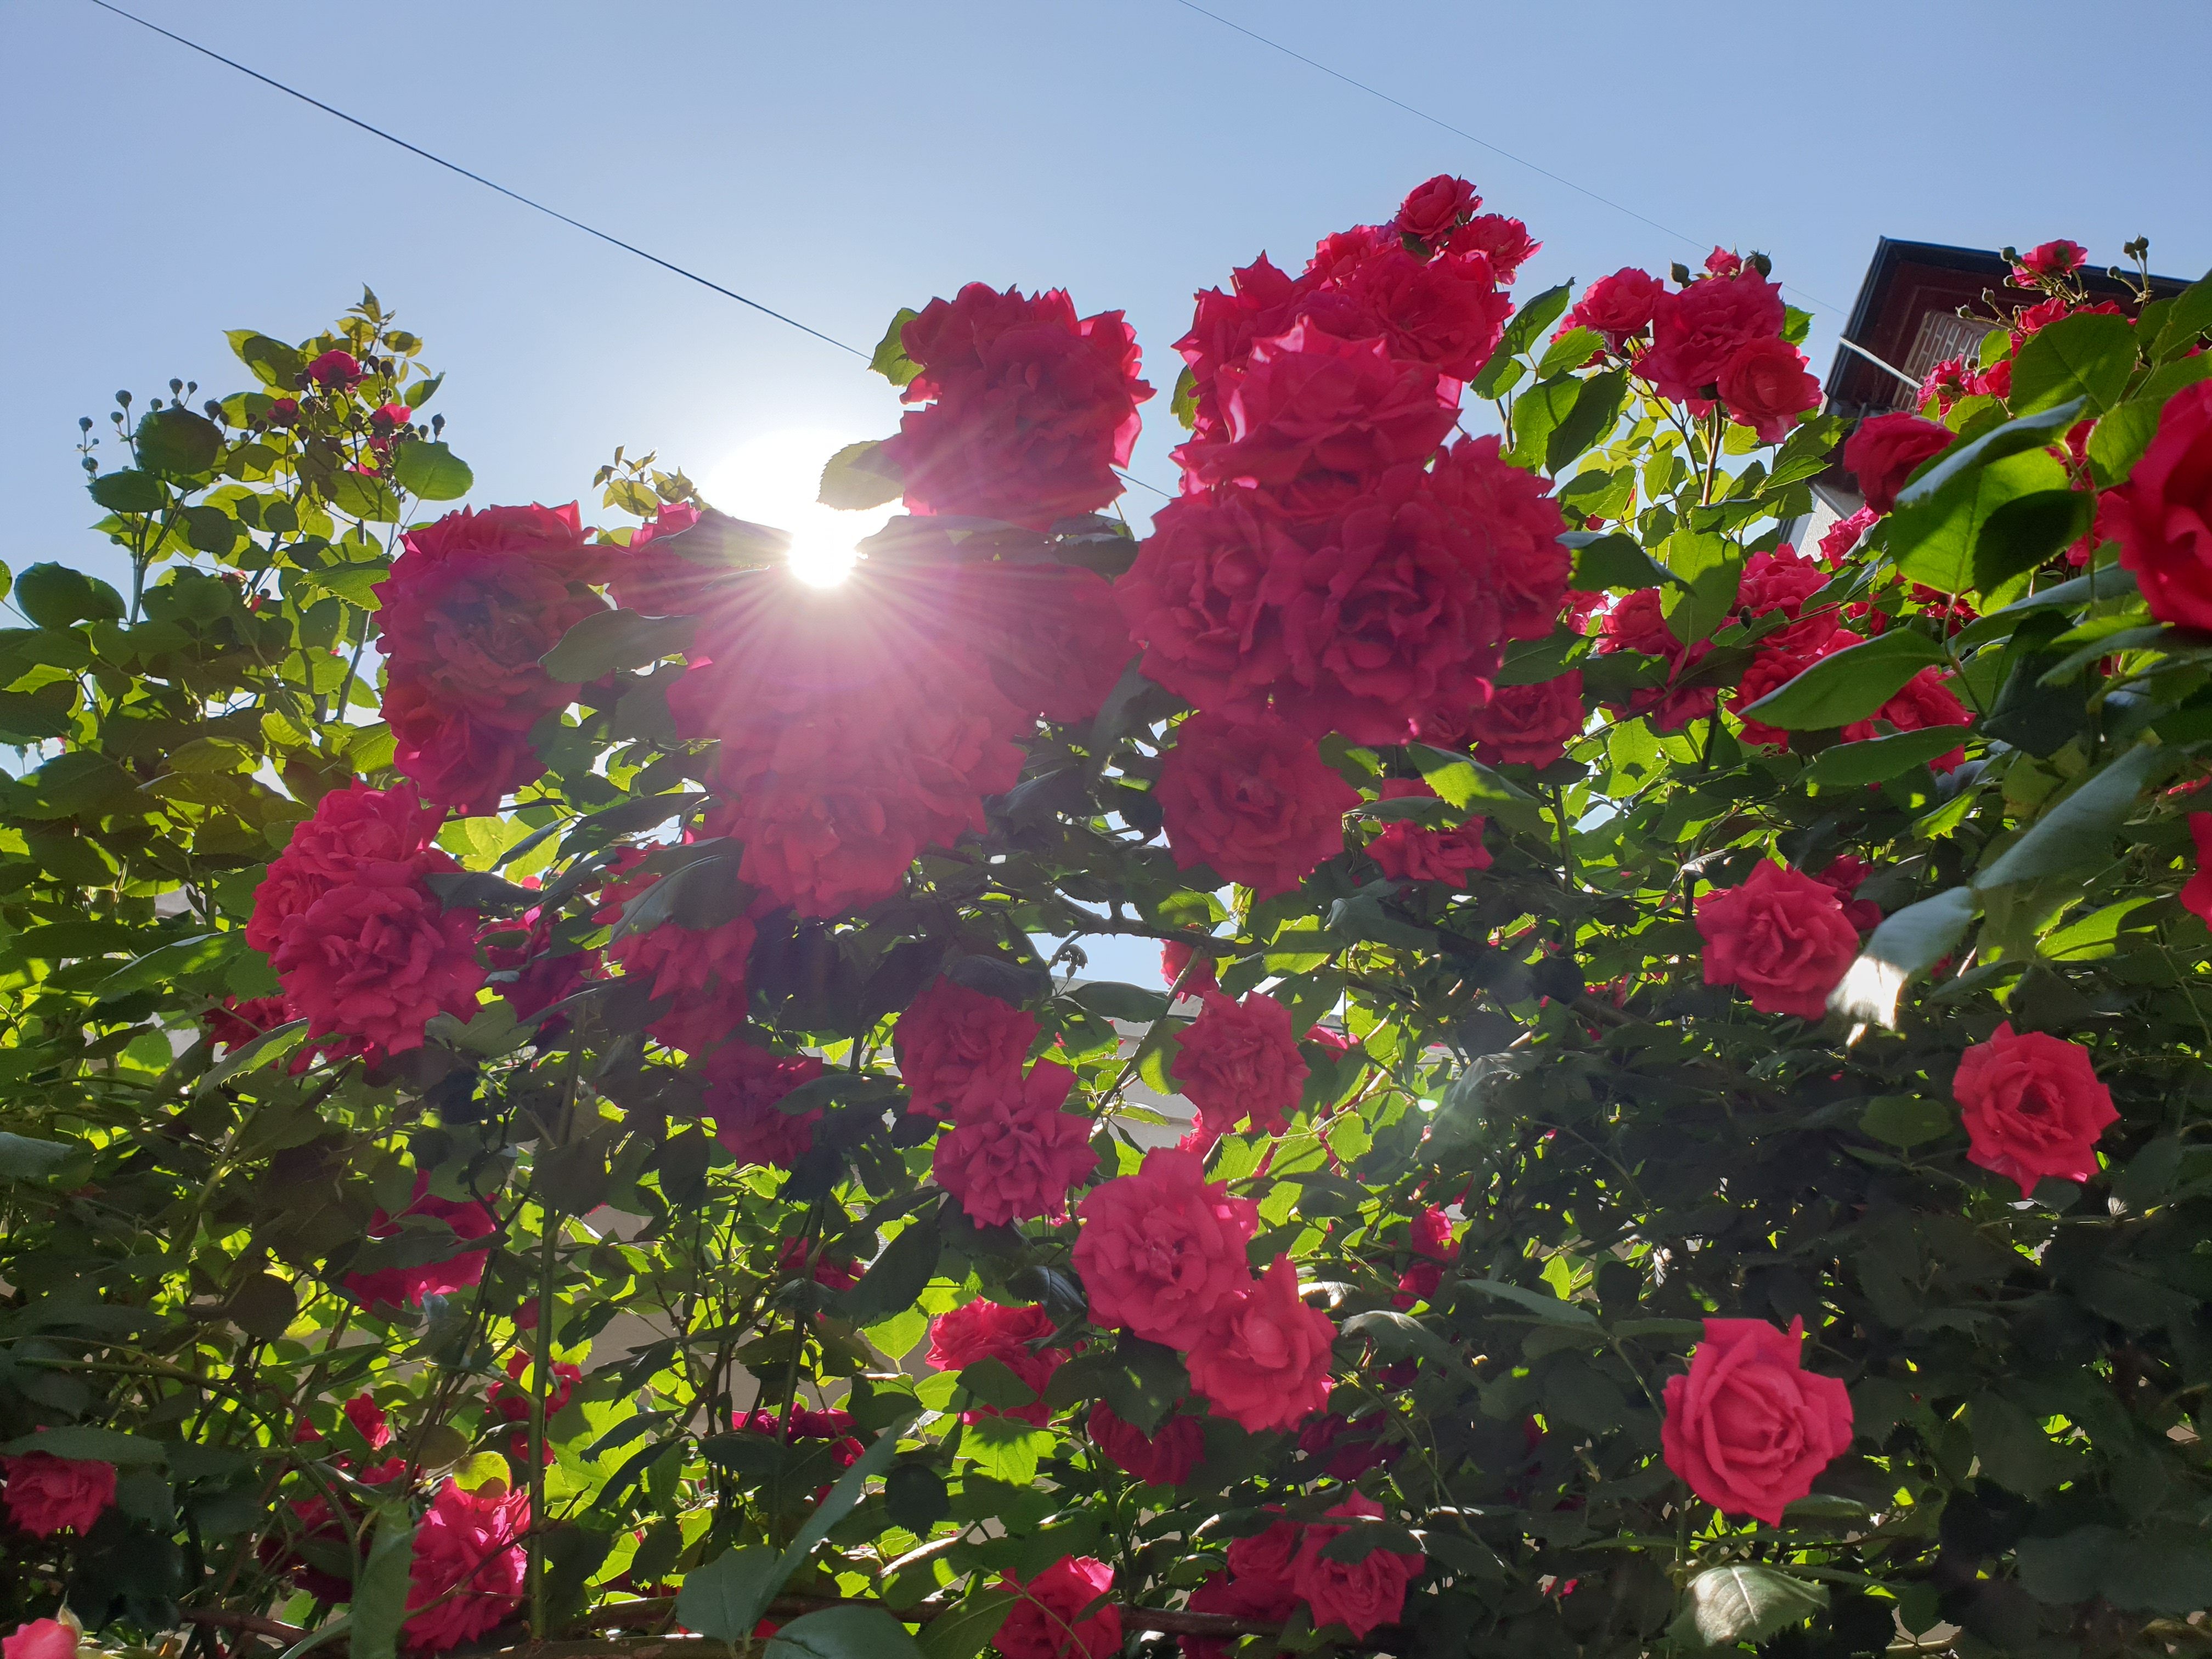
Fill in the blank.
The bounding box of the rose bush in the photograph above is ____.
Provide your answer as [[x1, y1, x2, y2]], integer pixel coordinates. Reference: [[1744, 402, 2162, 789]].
[[2, 212, 2210, 1659]]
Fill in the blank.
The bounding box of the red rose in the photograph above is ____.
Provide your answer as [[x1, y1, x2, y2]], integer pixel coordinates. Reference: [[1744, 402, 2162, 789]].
[[1227, 1515, 1304, 1593], [1073, 1146, 1259, 1348], [1453, 672, 1584, 768], [1291, 1493, 1424, 1639], [1735, 544, 1828, 619], [1918, 356, 1976, 417], [1299, 1410, 1402, 1476], [996, 1556, 1121, 1659], [1176, 255, 1314, 436], [4, 1621, 75, 1659], [958, 562, 1135, 725], [2015, 239, 2089, 281], [894, 975, 1038, 1119], [343, 1173, 497, 1309], [699, 1041, 826, 1171], [1599, 586, 1678, 658], [247, 782, 450, 952], [1954, 1021, 2119, 1196], [2097, 382, 2212, 630], [1842, 413, 1954, 516], [1392, 174, 1479, 243], [933, 1059, 1098, 1227], [1817, 505, 1879, 566], [1716, 337, 1820, 442], [1172, 989, 1310, 1137], [1366, 781, 1491, 888], [1331, 247, 1511, 379], [1426, 434, 1572, 642], [2182, 813, 2212, 923], [487, 1353, 582, 1464], [266, 396, 301, 427], [882, 283, 1152, 531], [1115, 489, 1302, 718], [1156, 712, 1355, 898], [779, 1237, 861, 1292], [382, 686, 551, 817], [1305, 223, 1395, 283], [1179, 325, 1458, 493], [1972, 357, 2014, 400], [272, 866, 484, 1059], [1661, 1317, 1853, 1526], [1087, 1403, 1203, 1487], [1733, 625, 1850, 751], [1695, 860, 1858, 1021], [927, 1299, 1069, 1428], [605, 500, 716, 616], [0, 1452, 115, 1537], [1703, 247, 1745, 278], [1447, 214, 1539, 283], [1186, 1254, 1337, 1434], [1639, 272, 1786, 401], [306, 348, 364, 389], [1811, 855, 1882, 933], [1838, 665, 1971, 770], [1159, 939, 1219, 994], [343, 1394, 393, 1449], [404, 1479, 529, 1652], [608, 909, 755, 1057], [1567, 268, 1664, 343]]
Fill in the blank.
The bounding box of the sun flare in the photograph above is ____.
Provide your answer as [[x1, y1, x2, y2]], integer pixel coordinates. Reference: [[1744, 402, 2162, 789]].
[[699, 427, 896, 587]]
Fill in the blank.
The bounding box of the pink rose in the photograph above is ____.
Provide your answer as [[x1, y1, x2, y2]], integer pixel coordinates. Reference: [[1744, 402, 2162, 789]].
[[1661, 1317, 1853, 1526], [1695, 860, 1859, 1021], [403, 1479, 529, 1652], [1392, 174, 1480, 244], [0, 1452, 115, 1537], [1818, 505, 1878, 566], [1842, 413, 1954, 517], [1073, 1147, 1258, 1349], [1735, 544, 1829, 619], [1716, 337, 1820, 442], [305, 348, 364, 389], [1156, 712, 1356, 899], [1291, 1493, 1425, 1639], [3, 1622, 75, 1659], [1087, 1403, 1203, 1487], [2014, 239, 2089, 281], [1567, 268, 1665, 345], [894, 975, 1037, 1118], [343, 1393, 393, 1449], [1171, 989, 1310, 1138], [1639, 271, 1786, 401], [270, 865, 485, 1060], [996, 1556, 1121, 1659], [1186, 1255, 1338, 1434], [927, 1300, 1069, 1428], [1954, 1022, 2120, 1197], [933, 1060, 1098, 1227], [1448, 214, 1539, 284], [2097, 382, 2212, 632]]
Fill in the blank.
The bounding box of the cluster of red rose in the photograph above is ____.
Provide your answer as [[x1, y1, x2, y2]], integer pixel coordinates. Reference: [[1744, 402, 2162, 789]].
[[1114, 174, 1581, 898], [244, 783, 484, 1062], [662, 284, 1153, 921]]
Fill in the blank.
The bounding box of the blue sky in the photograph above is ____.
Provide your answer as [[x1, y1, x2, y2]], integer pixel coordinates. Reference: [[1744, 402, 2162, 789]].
[[4, 0, 2209, 974]]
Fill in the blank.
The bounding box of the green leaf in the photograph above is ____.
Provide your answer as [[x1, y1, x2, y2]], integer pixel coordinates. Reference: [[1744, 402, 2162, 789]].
[[1547, 369, 1628, 475], [88, 470, 166, 514], [961, 1415, 1052, 1483], [1859, 1095, 1954, 1149], [93, 933, 237, 1002], [1497, 283, 1572, 363], [1669, 1565, 1827, 1649], [330, 470, 402, 524], [916, 1585, 1016, 1659], [15, 562, 125, 630], [135, 408, 224, 478], [1889, 447, 2073, 594], [2099, 1533, 2212, 1614], [1463, 1278, 1597, 1325], [956, 1358, 1039, 1410], [774, 1412, 919, 1582], [1804, 725, 1972, 787], [1407, 744, 1542, 830], [0, 1427, 167, 1465], [1971, 1392, 2076, 1496], [0, 1133, 88, 1180], [1317, 1520, 1425, 1564], [228, 331, 303, 388], [869, 308, 923, 388], [1536, 327, 1603, 379], [1828, 886, 1979, 1028], [195, 1018, 310, 1095], [842, 1208, 944, 1329], [1505, 374, 1581, 472], [2010, 314, 2138, 416], [348, 1502, 417, 1659], [1739, 630, 1949, 730], [1894, 398, 2084, 510], [767, 1606, 923, 1659], [1973, 487, 2092, 594], [393, 442, 473, 503], [1068, 981, 1170, 1022], [1660, 531, 1743, 645], [819, 440, 904, 510], [1566, 534, 1677, 593], [540, 608, 696, 682], [1970, 563, 2138, 631], [1976, 743, 2168, 889], [675, 1545, 782, 1643]]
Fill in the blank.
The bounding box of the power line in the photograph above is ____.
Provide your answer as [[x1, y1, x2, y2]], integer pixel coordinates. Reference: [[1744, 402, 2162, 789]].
[[1165, 0, 1841, 315], [82, 0, 870, 360], [82, 0, 1182, 503]]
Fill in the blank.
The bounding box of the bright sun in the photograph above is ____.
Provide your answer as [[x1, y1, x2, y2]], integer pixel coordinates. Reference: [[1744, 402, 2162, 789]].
[[699, 428, 895, 586]]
